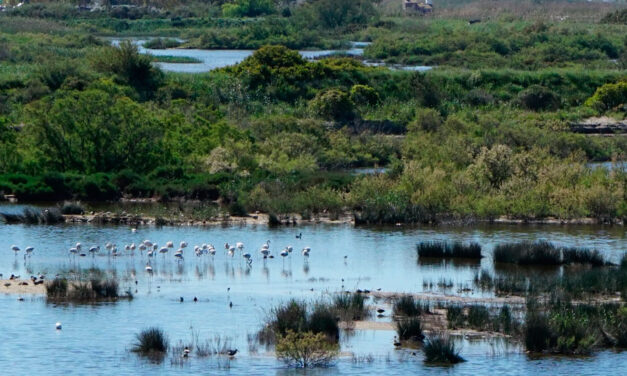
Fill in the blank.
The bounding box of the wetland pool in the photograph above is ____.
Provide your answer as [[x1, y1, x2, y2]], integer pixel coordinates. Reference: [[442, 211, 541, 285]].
[[0, 208, 625, 375]]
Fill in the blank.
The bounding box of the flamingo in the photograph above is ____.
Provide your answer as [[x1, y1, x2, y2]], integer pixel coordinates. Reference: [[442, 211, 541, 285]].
[[227, 248, 235, 258], [75, 243, 82, 251], [180, 241, 188, 249], [236, 242, 244, 250], [174, 252, 184, 261], [302, 248, 310, 257], [88, 246, 100, 255], [243, 252, 252, 264], [159, 247, 168, 256], [287, 246, 293, 253], [69, 247, 78, 255], [280, 248, 289, 259], [25, 246, 34, 256], [166, 241, 174, 248], [145, 264, 153, 273]]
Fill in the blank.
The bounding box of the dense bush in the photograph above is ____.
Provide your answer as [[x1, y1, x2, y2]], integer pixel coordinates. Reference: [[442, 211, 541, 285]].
[[584, 80, 627, 111], [516, 85, 560, 111], [276, 331, 339, 368], [309, 89, 354, 121]]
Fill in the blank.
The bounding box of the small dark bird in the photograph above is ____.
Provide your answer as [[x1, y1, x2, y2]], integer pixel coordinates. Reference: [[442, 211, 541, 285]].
[[377, 308, 385, 314], [227, 349, 238, 357], [193, 297, 198, 302], [296, 233, 302, 239], [229, 301, 233, 308], [180, 297, 184, 302], [135, 280, 138, 285], [182, 346, 191, 358], [227, 287, 230, 292], [393, 336, 401, 348]]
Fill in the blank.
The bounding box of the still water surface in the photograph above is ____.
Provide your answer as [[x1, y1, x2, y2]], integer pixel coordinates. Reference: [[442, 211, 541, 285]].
[[0, 204, 625, 374]]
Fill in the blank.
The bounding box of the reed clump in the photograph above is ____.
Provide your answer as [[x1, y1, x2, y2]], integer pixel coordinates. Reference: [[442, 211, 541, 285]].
[[417, 241, 482, 259]]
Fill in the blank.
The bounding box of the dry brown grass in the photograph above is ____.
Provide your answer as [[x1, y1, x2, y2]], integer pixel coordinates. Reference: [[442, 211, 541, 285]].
[[379, 0, 625, 22]]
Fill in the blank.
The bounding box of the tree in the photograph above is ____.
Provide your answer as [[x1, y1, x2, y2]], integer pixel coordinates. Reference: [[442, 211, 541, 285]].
[[93, 41, 163, 100], [24, 89, 166, 173], [276, 331, 339, 368], [222, 0, 276, 17]]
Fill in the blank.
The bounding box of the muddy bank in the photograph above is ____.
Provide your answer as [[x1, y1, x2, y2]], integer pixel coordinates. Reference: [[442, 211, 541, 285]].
[[59, 212, 623, 227], [62, 212, 354, 226], [1, 279, 46, 295]]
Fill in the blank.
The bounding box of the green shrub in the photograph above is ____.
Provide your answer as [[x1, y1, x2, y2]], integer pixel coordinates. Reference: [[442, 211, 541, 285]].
[[309, 89, 354, 121], [350, 84, 379, 106], [276, 330, 339, 368], [584, 80, 627, 111], [516, 85, 560, 111]]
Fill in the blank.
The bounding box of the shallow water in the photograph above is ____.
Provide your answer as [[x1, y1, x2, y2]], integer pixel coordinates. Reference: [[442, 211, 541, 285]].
[[0, 205, 625, 374], [109, 39, 432, 73]]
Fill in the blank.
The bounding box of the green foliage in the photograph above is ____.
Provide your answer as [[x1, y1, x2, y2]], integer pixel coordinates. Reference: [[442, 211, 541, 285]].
[[309, 88, 354, 121], [516, 85, 560, 111], [222, 0, 276, 18], [276, 330, 339, 368], [263, 300, 340, 343], [584, 80, 627, 111], [350, 84, 379, 106], [294, 0, 378, 30], [93, 41, 163, 100]]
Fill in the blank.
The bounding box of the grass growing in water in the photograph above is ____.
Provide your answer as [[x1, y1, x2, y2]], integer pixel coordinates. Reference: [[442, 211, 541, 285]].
[[417, 241, 482, 259], [132, 327, 169, 357], [423, 334, 465, 365], [393, 295, 422, 317], [396, 317, 425, 342], [260, 300, 340, 344], [332, 293, 368, 321], [493, 241, 561, 265], [562, 247, 606, 266], [45, 277, 127, 302]]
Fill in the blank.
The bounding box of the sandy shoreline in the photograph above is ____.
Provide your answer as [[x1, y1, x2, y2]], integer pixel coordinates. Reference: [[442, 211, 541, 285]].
[[1, 279, 46, 295]]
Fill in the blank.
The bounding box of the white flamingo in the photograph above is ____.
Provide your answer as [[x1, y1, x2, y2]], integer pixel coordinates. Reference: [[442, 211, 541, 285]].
[[180, 241, 188, 249], [145, 264, 153, 272], [166, 241, 174, 248], [25, 246, 34, 257]]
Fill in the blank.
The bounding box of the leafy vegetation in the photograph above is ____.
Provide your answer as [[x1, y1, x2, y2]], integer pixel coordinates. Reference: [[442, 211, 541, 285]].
[[276, 330, 339, 368], [0, 0, 624, 224]]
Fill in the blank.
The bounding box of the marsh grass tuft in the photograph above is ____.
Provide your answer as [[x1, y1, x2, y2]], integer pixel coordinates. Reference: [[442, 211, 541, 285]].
[[423, 334, 465, 365], [493, 241, 561, 265], [396, 317, 425, 342], [393, 295, 422, 317], [132, 327, 169, 357], [417, 241, 482, 259]]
